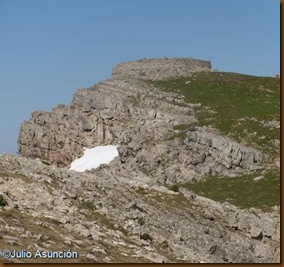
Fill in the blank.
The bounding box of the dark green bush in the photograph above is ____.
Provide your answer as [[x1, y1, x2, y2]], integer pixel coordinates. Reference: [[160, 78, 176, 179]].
[[169, 184, 179, 192], [0, 194, 8, 207]]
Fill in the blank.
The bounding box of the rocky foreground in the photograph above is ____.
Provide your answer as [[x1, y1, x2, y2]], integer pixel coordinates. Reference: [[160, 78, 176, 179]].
[[0, 58, 280, 263], [0, 153, 280, 263]]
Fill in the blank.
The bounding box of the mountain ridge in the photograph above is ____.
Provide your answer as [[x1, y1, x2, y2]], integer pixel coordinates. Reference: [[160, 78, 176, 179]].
[[0, 57, 280, 263]]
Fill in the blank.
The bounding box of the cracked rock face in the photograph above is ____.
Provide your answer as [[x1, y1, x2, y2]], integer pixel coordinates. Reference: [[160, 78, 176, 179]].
[[7, 58, 279, 263], [18, 58, 265, 185], [0, 154, 280, 263], [185, 127, 265, 169], [18, 78, 195, 168]]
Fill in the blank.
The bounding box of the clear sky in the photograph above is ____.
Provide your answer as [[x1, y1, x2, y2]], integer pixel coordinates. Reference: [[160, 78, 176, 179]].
[[0, 0, 280, 154]]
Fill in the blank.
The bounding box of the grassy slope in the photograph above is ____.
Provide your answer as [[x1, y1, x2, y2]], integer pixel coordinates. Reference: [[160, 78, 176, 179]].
[[152, 71, 280, 210], [185, 169, 280, 210], [152, 71, 280, 155]]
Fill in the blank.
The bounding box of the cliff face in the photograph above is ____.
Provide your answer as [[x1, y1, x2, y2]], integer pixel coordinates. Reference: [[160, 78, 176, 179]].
[[18, 58, 264, 185], [0, 58, 280, 263], [18, 78, 194, 169]]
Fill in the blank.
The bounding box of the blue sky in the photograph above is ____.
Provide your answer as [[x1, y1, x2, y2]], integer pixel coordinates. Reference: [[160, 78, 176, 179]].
[[0, 0, 280, 154]]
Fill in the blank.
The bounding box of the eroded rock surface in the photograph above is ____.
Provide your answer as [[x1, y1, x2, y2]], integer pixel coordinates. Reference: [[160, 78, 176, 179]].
[[18, 58, 265, 185], [0, 154, 280, 263], [112, 57, 212, 80], [4, 58, 279, 263]]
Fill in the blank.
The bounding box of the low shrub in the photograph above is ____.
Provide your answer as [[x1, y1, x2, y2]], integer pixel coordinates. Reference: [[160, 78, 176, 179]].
[[0, 194, 8, 207]]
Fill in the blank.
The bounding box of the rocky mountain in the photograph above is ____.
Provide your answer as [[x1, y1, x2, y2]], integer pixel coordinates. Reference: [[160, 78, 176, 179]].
[[0, 58, 280, 263]]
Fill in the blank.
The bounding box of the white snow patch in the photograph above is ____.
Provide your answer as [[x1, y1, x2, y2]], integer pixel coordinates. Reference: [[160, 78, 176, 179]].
[[69, 145, 119, 172]]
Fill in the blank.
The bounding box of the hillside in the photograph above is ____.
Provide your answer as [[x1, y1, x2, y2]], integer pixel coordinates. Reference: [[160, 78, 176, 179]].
[[151, 71, 280, 210], [0, 58, 280, 263]]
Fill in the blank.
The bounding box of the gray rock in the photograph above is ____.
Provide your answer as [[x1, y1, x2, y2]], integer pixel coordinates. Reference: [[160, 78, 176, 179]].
[[185, 127, 265, 170], [74, 115, 93, 131], [192, 153, 206, 165], [9, 58, 280, 263], [112, 58, 212, 81]]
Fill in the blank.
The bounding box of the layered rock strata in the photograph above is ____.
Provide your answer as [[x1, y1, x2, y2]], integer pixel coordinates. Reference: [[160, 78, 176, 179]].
[[0, 154, 280, 263], [112, 57, 212, 80], [1, 58, 279, 263], [18, 58, 265, 184]]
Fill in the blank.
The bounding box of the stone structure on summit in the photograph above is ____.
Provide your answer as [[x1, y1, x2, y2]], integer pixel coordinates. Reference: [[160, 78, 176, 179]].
[[112, 57, 212, 80]]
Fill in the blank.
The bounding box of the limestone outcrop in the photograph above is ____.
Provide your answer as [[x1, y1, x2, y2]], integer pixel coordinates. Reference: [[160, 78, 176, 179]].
[[112, 57, 212, 80], [18, 58, 265, 185], [0, 57, 280, 263], [18, 78, 194, 168], [0, 153, 280, 263]]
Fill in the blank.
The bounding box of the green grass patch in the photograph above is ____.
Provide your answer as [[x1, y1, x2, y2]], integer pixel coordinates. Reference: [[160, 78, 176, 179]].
[[41, 159, 51, 166], [168, 123, 196, 140], [167, 131, 187, 141], [136, 187, 148, 195], [167, 184, 179, 192], [0, 194, 8, 207], [0, 168, 32, 183], [151, 72, 280, 155], [182, 169, 280, 211], [173, 123, 194, 131], [82, 200, 96, 211]]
